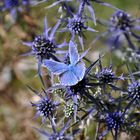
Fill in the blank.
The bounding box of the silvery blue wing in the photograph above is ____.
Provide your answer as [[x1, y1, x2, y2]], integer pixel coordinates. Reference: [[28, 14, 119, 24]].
[[43, 41, 86, 86]]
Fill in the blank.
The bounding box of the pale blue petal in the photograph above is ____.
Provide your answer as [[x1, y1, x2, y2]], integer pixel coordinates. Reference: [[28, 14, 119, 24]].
[[33, 127, 51, 137], [57, 40, 68, 48], [87, 5, 96, 25], [46, 0, 72, 9], [56, 50, 67, 54], [95, 0, 119, 10], [86, 27, 98, 32], [44, 17, 49, 39], [80, 48, 90, 59], [50, 19, 61, 40], [73, 95, 78, 122], [78, 36, 84, 50], [22, 41, 32, 47]]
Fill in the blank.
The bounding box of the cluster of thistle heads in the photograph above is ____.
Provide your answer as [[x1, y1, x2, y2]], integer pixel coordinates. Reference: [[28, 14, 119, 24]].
[[1, 0, 140, 140]]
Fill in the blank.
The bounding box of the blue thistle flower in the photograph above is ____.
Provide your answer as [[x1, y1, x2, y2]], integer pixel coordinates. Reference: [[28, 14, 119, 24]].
[[128, 81, 140, 100], [96, 66, 116, 84], [95, 63, 124, 86], [23, 17, 66, 62], [98, 111, 125, 140], [30, 35, 57, 60], [34, 119, 78, 140], [99, 10, 140, 49], [28, 87, 59, 123], [61, 14, 97, 49], [23, 17, 67, 85], [105, 111, 124, 131]]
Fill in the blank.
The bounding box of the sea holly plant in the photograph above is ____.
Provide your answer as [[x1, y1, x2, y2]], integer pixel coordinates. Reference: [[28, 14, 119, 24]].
[[2, 0, 139, 139], [28, 86, 59, 123], [60, 13, 97, 49], [97, 10, 140, 50], [23, 17, 67, 83], [23, 17, 67, 63], [28, 2, 140, 140]]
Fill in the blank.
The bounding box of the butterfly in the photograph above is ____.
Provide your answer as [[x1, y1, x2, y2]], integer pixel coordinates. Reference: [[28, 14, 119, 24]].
[[43, 41, 87, 86]]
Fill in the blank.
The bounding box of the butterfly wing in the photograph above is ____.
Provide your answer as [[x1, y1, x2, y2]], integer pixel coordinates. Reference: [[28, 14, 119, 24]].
[[60, 70, 78, 86], [73, 61, 86, 81], [59, 61, 85, 86], [43, 60, 68, 75], [69, 41, 79, 65]]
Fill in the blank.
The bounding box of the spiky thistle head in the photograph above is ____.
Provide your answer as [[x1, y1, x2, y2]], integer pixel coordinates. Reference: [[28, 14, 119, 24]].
[[23, 17, 66, 62], [32, 35, 56, 60], [110, 10, 133, 32], [96, 67, 116, 84], [32, 96, 58, 123], [67, 15, 87, 36], [105, 111, 124, 130], [29, 87, 59, 123], [128, 81, 140, 99]]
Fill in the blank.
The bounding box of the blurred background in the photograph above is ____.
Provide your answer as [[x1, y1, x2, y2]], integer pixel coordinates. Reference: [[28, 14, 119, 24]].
[[0, 0, 140, 140]]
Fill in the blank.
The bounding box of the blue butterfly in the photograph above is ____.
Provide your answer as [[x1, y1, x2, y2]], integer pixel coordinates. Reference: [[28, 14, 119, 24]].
[[43, 41, 87, 86]]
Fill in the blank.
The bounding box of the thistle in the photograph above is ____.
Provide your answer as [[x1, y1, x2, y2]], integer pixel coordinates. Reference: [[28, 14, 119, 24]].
[[28, 87, 59, 123], [34, 119, 78, 140], [23, 17, 66, 63], [105, 111, 124, 131], [61, 14, 96, 49], [101, 10, 140, 49], [128, 81, 140, 100]]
